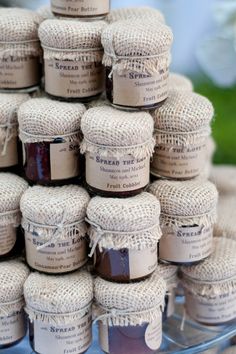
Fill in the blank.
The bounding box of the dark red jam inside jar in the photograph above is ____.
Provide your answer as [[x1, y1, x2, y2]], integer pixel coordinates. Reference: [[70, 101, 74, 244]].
[[46, 91, 102, 104], [23, 138, 84, 185], [106, 67, 167, 111], [87, 184, 146, 198], [0, 311, 27, 350], [0, 226, 25, 261]]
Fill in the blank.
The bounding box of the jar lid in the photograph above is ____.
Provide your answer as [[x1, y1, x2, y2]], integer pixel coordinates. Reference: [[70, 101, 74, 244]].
[[21, 185, 90, 242], [81, 106, 155, 159], [18, 98, 86, 143], [153, 91, 213, 146], [148, 179, 218, 227], [181, 238, 236, 282], [0, 93, 30, 126], [102, 19, 173, 73], [24, 270, 93, 323], [0, 173, 28, 226], [39, 19, 106, 61], [169, 73, 193, 92], [94, 270, 166, 326], [107, 7, 165, 23], [86, 192, 162, 251], [210, 165, 236, 195], [214, 196, 236, 239]]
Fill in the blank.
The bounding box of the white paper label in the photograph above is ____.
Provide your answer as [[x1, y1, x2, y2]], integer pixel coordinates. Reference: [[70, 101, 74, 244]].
[[0, 311, 26, 345], [0, 56, 39, 89], [0, 224, 16, 256], [185, 289, 236, 324], [45, 59, 104, 98], [25, 231, 87, 273], [151, 143, 207, 179], [51, 0, 110, 16], [145, 318, 162, 350], [113, 68, 168, 107], [50, 141, 80, 180], [86, 153, 150, 192], [159, 225, 213, 263], [0, 137, 18, 168], [99, 323, 109, 353], [34, 312, 92, 354], [129, 246, 157, 279]]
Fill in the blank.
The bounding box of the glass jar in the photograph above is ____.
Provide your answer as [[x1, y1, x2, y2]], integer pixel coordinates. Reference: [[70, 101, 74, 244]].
[[87, 193, 161, 282], [51, 0, 110, 19], [24, 270, 93, 354], [81, 106, 155, 197], [21, 185, 90, 274], [18, 97, 86, 185], [102, 20, 172, 110], [148, 179, 218, 266], [95, 273, 166, 354], [39, 19, 106, 102], [0, 260, 29, 349], [0, 8, 42, 93], [0, 173, 28, 260], [181, 238, 236, 326]]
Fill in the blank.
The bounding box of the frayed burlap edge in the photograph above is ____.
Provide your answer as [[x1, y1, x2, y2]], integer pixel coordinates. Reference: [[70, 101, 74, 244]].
[[0, 297, 25, 317], [160, 209, 217, 229], [43, 48, 103, 63], [155, 128, 211, 147], [19, 130, 82, 144]]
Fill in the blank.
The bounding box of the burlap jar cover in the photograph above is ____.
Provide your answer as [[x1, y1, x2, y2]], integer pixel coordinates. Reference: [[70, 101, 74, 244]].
[[18, 98, 86, 182], [94, 271, 166, 353], [157, 264, 178, 318], [0, 8, 42, 91], [20, 185, 90, 273], [86, 192, 162, 280], [106, 6, 165, 23], [151, 91, 214, 179], [148, 179, 218, 264], [0, 260, 29, 346], [210, 165, 236, 196], [51, 0, 110, 18], [38, 19, 106, 100], [102, 20, 173, 109], [196, 136, 216, 181], [24, 270, 93, 354], [0, 93, 29, 169], [37, 5, 55, 20], [169, 73, 193, 92], [214, 196, 236, 240], [0, 173, 28, 257], [81, 106, 155, 194], [181, 238, 236, 325]]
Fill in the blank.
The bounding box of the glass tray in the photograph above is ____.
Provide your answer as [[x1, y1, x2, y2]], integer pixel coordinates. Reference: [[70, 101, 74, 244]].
[[1, 298, 236, 354]]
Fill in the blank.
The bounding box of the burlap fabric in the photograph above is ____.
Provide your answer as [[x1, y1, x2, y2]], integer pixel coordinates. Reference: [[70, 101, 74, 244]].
[[157, 264, 178, 287], [21, 185, 90, 242], [81, 106, 155, 159], [153, 91, 214, 146], [102, 19, 173, 74], [0, 8, 42, 58], [94, 271, 166, 326], [24, 270, 93, 325], [86, 93, 110, 109], [86, 192, 162, 250], [18, 98, 86, 143], [0, 173, 28, 227], [210, 165, 236, 195], [0, 93, 29, 155], [0, 260, 29, 317], [37, 5, 55, 20], [214, 196, 236, 240], [181, 238, 236, 297], [39, 19, 106, 62], [169, 73, 193, 92], [106, 6, 165, 24], [148, 179, 218, 228]]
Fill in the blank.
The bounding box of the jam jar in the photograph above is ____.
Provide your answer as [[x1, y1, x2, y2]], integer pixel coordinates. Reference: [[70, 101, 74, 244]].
[[181, 238, 236, 326], [51, 0, 110, 19], [106, 6, 165, 24], [24, 270, 93, 354], [151, 91, 214, 180], [168, 72, 193, 92], [18, 97, 86, 185], [0, 173, 28, 260], [0, 93, 29, 173], [148, 179, 218, 266], [81, 106, 155, 197], [95, 272, 166, 354], [38, 19, 106, 102], [86, 192, 161, 282], [0, 260, 29, 349], [102, 19, 173, 110], [0, 8, 42, 93], [21, 185, 90, 274]]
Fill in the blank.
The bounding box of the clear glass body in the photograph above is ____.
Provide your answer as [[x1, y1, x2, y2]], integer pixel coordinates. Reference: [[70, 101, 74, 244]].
[[0, 310, 27, 349]]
